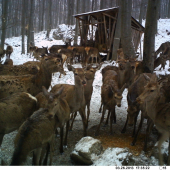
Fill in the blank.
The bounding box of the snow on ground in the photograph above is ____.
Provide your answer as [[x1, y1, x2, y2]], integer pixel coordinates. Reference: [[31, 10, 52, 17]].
[[1, 19, 170, 166]]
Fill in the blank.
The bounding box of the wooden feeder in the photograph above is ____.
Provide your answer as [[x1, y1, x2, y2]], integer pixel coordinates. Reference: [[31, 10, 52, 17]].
[[74, 7, 145, 60]]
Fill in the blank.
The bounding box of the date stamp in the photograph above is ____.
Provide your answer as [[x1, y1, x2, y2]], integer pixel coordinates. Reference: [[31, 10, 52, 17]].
[[114, 166, 168, 170]]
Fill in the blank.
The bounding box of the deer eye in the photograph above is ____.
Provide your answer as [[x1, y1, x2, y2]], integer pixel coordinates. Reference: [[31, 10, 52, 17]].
[[150, 90, 154, 92], [75, 73, 78, 75]]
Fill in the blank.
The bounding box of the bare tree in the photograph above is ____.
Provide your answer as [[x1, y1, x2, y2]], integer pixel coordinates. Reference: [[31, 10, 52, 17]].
[[21, 0, 26, 54], [27, 0, 35, 53], [143, 0, 159, 73], [1, 0, 9, 49], [139, 0, 148, 24], [46, 0, 52, 38], [121, 0, 135, 59]]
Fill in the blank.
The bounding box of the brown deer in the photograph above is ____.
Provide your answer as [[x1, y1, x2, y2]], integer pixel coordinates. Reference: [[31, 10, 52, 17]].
[[136, 74, 170, 165], [5, 45, 13, 59], [32, 46, 48, 60], [95, 70, 126, 136], [69, 63, 103, 130], [0, 56, 65, 99], [36, 86, 70, 154], [0, 92, 37, 147], [0, 47, 6, 61], [121, 73, 155, 152], [155, 41, 170, 56], [11, 87, 70, 165], [84, 47, 100, 66], [50, 66, 87, 137]]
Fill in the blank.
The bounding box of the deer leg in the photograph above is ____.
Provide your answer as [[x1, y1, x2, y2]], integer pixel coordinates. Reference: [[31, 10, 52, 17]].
[[33, 148, 42, 165], [167, 137, 170, 165], [95, 106, 106, 136], [104, 110, 110, 126], [48, 135, 55, 165], [59, 127, 64, 154], [39, 146, 46, 165], [157, 131, 168, 165], [143, 118, 154, 152], [121, 115, 128, 134], [42, 144, 50, 165], [79, 107, 87, 136], [132, 114, 139, 137], [113, 108, 116, 124], [0, 134, 4, 147], [110, 108, 115, 135], [64, 120, 70, 147], [69, 112, 77, 131], [86, 102, 90, 127], [131, 114, 144, 146], [99, 103, 103, 113]]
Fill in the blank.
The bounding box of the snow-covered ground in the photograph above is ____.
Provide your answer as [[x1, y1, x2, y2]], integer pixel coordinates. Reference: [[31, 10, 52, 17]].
[[1, 19, 170, 166]]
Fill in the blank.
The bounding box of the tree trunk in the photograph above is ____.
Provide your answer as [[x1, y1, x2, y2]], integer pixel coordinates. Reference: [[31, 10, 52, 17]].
[[121, 0, 135, 59], [1, 0, 9, 49], [143, 0, 159, 73], [27, 0, 35, 53], [21, 0, 26, 54], [112, 1, 121, 60], [74, 0, 79, 46], [46, 0, 52, 38], [139, 0, 147, 24]]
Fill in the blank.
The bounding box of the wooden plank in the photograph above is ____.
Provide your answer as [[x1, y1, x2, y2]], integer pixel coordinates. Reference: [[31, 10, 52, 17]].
[[106, 19, 116, 60], [102, 12, 117, 20], [97, 16, 102, 44], [78, 20, 82, 45], [103, 15, 108, 47], [109, 17, 111, 44]]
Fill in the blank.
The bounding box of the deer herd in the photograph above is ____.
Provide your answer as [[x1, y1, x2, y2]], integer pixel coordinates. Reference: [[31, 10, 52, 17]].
[[0, 41, 170, 165]]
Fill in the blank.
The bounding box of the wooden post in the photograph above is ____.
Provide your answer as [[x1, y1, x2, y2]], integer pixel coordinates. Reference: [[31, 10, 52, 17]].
[[111, 9, 121, 61], [103, 15, 108, 47]]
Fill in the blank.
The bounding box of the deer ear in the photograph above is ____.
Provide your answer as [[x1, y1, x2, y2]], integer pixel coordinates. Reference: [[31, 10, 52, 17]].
[[54, 87, 64, 98], [143, 74, 150, 81], [121, 83, 127, 93], [67, 64, 74, 72], [42, 86, 49, 97]]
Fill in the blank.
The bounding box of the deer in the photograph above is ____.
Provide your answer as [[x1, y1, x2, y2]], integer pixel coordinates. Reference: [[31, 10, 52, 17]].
[[0, 61, 39, 76], [95, 69, 126, 136], [0, 92, 37, 147], [71, 46, 86, 64], [136, 74, 170, 165], [154, 53, 169, 70], [5, 45, 13, 59], [69, 63, 103, 130], [0, 48, 6, 61], [0, 56, 65, 99], [121, 73, 155, 152], [32, 46, 48, 60], [48, 42, 70, 53], [155, 41, 170, 56], [50, 65, 87, 142], [84, 47, 100, 66], [3, 58, 13, 66], [58, 48, 74, 65], [35, 86, 70, 154], [11, 86, 70, 165]]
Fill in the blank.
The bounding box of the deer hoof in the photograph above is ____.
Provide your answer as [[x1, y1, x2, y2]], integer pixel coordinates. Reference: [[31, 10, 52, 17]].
[[131, 142, 135, 146], [95, 132, 99, 136]]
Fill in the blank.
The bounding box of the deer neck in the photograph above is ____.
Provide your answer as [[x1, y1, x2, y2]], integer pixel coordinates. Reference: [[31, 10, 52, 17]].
[[74, 82, 85, 102], [145, 94, 161, 121], [36, 62, 52, 89]]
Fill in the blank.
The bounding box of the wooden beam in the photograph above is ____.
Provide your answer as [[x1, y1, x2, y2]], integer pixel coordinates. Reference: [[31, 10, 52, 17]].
[[102, 12, 117, 20], [103, 15, 107, 47]]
